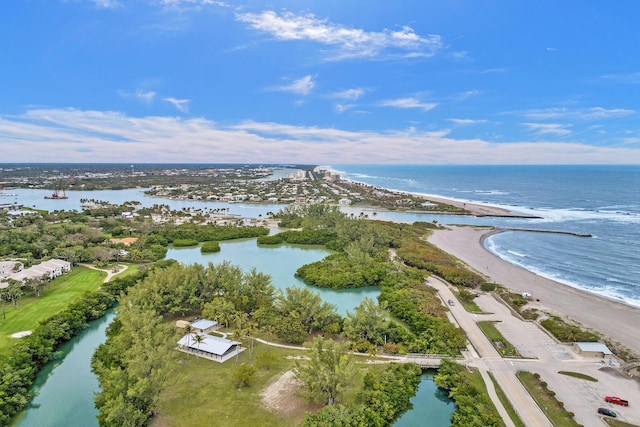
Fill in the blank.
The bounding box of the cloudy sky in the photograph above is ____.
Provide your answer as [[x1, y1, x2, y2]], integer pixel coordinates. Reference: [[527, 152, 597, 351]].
[[2, 0, 640, 164]]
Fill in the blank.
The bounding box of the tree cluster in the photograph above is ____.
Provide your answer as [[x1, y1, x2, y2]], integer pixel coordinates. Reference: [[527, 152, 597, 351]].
[[301, 360, 422, 427], [434, 359, 503, 427]]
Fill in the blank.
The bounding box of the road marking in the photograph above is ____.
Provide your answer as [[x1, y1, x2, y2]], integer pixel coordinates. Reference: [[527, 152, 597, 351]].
[[501, 372, 546, 427]]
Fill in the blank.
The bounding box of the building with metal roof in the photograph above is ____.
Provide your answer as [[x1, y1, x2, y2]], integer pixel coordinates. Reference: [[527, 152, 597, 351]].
[[573, 342, 613, 358], [190, 319, 219, 334], [177, 334, 242, 363]]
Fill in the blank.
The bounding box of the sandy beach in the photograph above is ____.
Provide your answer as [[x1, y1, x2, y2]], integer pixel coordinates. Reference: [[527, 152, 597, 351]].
[[428, 225, 640, 356], [420, 194, 539, 218]]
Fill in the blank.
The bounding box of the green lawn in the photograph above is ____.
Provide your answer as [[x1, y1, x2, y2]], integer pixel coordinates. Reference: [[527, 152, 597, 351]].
[[477, 321, 521, 358], [152, 343, 318, 427], [0, 266, 106, 360], [517, 371, 579, 427]]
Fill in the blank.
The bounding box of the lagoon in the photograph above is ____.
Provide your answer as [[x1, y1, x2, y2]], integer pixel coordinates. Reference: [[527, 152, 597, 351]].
[[165, 238, 380, 316]]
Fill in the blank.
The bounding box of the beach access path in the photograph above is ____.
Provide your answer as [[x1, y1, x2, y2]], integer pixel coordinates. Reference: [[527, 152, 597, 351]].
[[428, 225, 640, 355]]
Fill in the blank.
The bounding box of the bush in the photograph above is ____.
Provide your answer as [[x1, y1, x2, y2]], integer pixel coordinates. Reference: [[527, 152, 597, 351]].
[[232, 364, 256, 388], [200, 241, 220, 253], [173, 239, 198, 247], [256, 235, 283, 245], [480, 282, 497, 292], [540, 316, 599, 342], [255, 352, 277, 370]]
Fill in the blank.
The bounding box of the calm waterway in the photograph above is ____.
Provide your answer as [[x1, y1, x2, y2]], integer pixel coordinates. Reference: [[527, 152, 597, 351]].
[[165, 239, 380, 316], [394, 372, 456, 426], [15, 311, 116, 427]]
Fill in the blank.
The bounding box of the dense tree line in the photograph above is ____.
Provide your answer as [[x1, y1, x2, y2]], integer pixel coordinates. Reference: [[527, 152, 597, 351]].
[[0, 269, 149, 426], [434, 359, 503, 427], [396, 238, 484, 288], [257, 229, 338, 245], [301, 362, 422, 426], [152, 223, 268, 244]]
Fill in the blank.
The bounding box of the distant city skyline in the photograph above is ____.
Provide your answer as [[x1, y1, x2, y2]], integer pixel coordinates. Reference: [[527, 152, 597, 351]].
[[2, 1, 640, 164]]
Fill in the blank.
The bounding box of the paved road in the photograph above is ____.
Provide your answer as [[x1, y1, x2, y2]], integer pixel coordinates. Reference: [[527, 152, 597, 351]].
[[431, 277, 640, 427], [429, 276, 554, 427]]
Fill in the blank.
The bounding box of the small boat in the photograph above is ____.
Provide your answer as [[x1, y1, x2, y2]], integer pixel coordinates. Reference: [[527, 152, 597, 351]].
[[44, 189, 68, 200]]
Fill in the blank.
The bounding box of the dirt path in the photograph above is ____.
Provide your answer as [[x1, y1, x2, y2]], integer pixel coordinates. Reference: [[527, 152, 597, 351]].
[[79, 263, 129, 283]]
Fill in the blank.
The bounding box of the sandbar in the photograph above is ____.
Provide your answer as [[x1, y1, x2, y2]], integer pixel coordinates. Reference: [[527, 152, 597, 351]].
[[428, 225, 640, 355]]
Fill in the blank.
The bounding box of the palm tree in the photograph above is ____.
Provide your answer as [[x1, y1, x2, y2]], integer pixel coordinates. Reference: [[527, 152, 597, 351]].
[[192, 333, 205, 364], [184, 324, 193, 354]]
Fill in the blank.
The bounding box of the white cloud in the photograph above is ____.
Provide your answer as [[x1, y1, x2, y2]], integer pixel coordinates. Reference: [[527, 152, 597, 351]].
[[331, 88, 365, 101], [119, 89, 156, 104], [522, 107, 634, 120], [164, 97, 190, 113], [273, 75, 316, 96], [448, 118, 487, 125], [135, 90, 156, 103], [600, 72, 640, 84], [236, 11, 443, 60], [4, 107, 638, 164], [523, 123, 572, 136], [91, 0, 121, 8], [379, 97, 437, 112], [335, 104, 356, 113], [455, 89, 481, 101]]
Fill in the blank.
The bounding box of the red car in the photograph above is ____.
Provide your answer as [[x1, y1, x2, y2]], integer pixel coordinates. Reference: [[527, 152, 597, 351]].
[[605, 396, 629, 406]]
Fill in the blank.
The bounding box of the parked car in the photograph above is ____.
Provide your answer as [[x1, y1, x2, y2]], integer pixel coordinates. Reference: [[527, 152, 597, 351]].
[[598, 408, 617, 417], [447, 299, 455, 306], [605, 396, 629, 406]]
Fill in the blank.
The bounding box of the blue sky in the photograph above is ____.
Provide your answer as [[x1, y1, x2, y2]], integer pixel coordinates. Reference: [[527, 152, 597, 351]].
[[2, 1, 640, 164]]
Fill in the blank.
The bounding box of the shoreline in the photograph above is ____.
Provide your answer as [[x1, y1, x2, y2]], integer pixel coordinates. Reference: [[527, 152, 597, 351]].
[[338, 176, 539, 218], [428, 225, 640, 355]]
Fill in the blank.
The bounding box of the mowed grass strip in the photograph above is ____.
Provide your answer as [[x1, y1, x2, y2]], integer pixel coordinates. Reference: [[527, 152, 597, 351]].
[[517, 371, 579, 427], [152, 343, 315, 427], [487, 372, 525, 427], [477, 321, 520, 357], [605, 419, 640, 427], [557, 371, 598, 382], [0, 266, 106, 359]]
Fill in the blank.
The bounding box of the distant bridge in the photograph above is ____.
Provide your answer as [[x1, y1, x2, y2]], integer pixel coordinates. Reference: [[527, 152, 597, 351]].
[[382, 353, 464, 368]]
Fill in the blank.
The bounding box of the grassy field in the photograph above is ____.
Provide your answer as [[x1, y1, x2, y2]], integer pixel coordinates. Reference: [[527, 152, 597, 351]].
[[152, 343, 328, 427], [488, 372, 525, 427], [0, 266, 106, 360], [477, 321, 521, 358], [517, 371, 579, 427]]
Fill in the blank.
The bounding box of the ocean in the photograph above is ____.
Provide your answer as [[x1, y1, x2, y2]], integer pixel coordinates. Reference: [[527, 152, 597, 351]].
[[329, 165, 640, 308]]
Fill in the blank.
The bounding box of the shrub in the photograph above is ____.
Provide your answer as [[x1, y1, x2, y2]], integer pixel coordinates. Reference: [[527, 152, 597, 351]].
[[232, 364, 256, 388], [200, 241, 220, 253], [255, 352, 277, 370], [173, 239, 198, 247], [480, 282, 497, 292], [257, 235, 283, 245]]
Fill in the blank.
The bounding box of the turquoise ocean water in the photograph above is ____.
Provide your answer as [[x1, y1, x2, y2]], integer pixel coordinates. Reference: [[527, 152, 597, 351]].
[[330, 165, 640, 308]]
